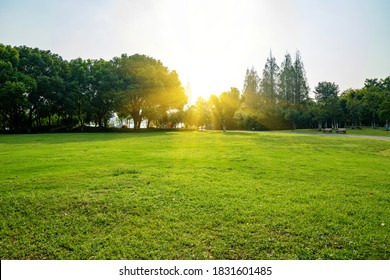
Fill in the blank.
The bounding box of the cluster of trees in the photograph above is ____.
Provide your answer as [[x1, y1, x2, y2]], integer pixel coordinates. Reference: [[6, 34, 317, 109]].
[[334, 79, 390, 129], [185, 51, 390, 131], [184, 87, 241, 131], [1, 43, 389, 132], [0, 43, 187, 132]]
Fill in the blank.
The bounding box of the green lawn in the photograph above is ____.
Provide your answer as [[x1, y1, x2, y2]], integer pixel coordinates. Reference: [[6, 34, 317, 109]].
[[0, 131, 389, 259]]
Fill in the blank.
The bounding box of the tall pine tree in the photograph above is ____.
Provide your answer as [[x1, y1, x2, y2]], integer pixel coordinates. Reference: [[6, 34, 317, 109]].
[[292, 51, 309, 104], [261, 51, 279, 104], [242, 67, 260, 110], [278, 52, 294, 103]]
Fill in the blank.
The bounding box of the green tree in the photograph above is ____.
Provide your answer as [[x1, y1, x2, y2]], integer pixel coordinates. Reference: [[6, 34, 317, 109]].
[[292, 51, 309, 104], [362, 78, 383, 128], [242, 67, 260, 110], [340, 88, 365, 127], [239, 67, 263, 130], [0, 44, 36, 130], [278, 52, 298, 129], [89, 59, 119, 127], [65, 58, 93, 129], [0, 81, 30, 130], [314, 81, 341, 128], [144, 70, 187, 128], [0, 44, 20, 129], [278, 53, 294, 103], [16, 46, 66, 130], [115, 54, 186, 130], [193, 97, 211, 129], [210, 87, 241, 131], [378, 77, 390, 128], [261, 51, 279, 104]]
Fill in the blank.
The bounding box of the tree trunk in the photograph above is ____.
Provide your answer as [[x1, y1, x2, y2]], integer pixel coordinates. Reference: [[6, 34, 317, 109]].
[[133, 117, 141, 130], [28, 109, 33, 133], [291, 120, 296, 131]]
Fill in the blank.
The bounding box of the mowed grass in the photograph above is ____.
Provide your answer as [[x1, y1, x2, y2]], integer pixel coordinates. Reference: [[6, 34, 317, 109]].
[[0, 131, 389, 260]]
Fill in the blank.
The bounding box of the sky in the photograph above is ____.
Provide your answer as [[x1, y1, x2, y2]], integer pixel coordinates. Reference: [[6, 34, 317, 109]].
[[1, 0, 389, 103]]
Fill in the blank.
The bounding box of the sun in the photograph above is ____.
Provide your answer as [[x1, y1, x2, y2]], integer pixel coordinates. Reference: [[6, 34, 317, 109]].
[[183, 71, 228, 105], [177, 50, 239, 105], [187, 83, 213, 104]]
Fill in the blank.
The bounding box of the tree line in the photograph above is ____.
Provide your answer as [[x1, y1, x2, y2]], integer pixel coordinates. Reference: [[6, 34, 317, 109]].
[[185, 51, 390, 131], [0, 43, 187, 132], [1, 43, 389, 132]]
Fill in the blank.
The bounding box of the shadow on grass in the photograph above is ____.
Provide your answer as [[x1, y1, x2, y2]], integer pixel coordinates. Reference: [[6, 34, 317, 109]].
[[0, 127, 189, 145]]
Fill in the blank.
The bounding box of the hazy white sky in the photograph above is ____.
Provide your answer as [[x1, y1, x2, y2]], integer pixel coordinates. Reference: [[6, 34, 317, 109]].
[[1, 0, 389, 102]]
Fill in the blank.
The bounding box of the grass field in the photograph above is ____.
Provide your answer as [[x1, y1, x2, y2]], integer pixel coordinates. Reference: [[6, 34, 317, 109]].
[[0, 131, 389, 259]]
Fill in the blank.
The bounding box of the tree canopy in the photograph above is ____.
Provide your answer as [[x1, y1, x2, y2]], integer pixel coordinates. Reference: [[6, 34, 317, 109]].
[[0, 44, 186, 131], [1, 43, 389, 132]]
